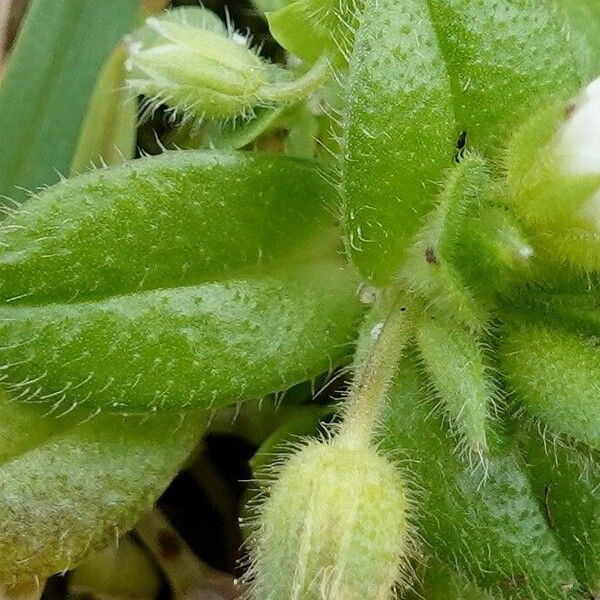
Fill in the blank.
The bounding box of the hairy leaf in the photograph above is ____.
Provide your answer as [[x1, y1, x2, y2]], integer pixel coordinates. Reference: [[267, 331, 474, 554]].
[[0, 399, 204, 582], [499, 316, 600, 451], [267, 0, 361, 65], [0, 258, 360, 413], [378, 356, 578, 598], [0, 150, 361, 412], [426, 0, 583, 154], [342, 0, 456, 284], [415, 311, 494, 458], [517, 419, 600, 593]]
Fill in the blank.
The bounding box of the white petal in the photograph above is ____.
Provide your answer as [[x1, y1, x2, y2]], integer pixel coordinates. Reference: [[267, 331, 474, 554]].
[[578, 188, 600, 230], [558, 77, 600, 175]]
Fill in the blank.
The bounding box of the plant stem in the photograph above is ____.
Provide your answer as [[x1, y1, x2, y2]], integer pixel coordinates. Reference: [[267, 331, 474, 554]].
[[259, 56, 332, 104], [336, 296, 410, 449], [217, 106, 286, 150]]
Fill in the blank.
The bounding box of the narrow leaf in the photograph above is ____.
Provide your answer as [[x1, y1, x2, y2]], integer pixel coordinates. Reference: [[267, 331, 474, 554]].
[[0, 0, 139, 202], [415, 311, 495, 460], [70, 45, 137, 174], [342, 0, 456, 284]]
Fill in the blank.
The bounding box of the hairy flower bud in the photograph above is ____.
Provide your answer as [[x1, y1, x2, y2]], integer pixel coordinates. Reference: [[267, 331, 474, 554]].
[[126, 8, 269, 120], [247, 440, 411, 600]]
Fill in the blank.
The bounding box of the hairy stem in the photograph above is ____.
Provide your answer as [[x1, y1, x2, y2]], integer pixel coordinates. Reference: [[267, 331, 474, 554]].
[[259, 56, 332, 104], [337, 296, 410, 448]]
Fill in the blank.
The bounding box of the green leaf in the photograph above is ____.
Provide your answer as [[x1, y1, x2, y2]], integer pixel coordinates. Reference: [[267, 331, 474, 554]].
[[70, 45, 137, 174], [284, 104, 319, 159], [426, 0, 584, 155], [0, 399, 205, 582], [415, 310, 495, 458], [0, 150, 335, 304], [342, 0, 456, 284], [249, 405, 334, 477], [499, 315, 600, 451], [252, 0, 293, 15], [555, 0, 600, 78], [0, 257, 361, 414], [406, 559, 498, 599], [213, 107, 287, 151], [0, 150, 362, 413], [0, 0, 139, 202], [267, 0, 361, 65], [378, 355, 578, 598], [516, 419, 600, 593]]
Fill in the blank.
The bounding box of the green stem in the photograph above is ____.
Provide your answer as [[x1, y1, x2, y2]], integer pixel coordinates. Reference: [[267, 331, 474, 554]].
[[259, 56, 332, 104], [336, 297, 410, 449], [217, 106, 287, 150]]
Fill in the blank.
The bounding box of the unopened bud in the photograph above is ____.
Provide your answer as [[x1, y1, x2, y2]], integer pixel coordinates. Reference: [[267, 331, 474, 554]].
[[126, 8, 268, 120], [247, 440, 411, 600]]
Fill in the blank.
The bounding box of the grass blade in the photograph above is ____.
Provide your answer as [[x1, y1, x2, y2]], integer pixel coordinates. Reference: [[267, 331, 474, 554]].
[[0, 0, 139, 202]]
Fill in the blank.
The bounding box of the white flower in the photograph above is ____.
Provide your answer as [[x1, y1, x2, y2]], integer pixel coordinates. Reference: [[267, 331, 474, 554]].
[[558, 76, 600, 175], [577, 188, 600, 230]]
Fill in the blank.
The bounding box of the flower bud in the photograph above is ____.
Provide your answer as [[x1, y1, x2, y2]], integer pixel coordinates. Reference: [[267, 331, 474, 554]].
[[126, 8, 269, 120], [247, 440, 411, 600], [505, 77, 600, 273]]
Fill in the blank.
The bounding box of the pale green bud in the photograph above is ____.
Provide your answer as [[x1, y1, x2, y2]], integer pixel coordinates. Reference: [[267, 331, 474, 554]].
[[246, 440, 412, 600], [125, 9, 269, 120]]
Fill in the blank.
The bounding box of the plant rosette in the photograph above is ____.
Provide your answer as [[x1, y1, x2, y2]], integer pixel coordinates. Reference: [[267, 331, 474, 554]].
[[1, 1, 600, 599]]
